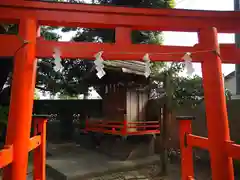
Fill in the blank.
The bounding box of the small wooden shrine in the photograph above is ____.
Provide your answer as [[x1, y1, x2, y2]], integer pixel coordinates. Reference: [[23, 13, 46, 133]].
[[88, 60, 151, 124]]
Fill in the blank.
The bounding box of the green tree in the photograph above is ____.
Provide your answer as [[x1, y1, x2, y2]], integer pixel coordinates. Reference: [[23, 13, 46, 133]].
[[34, 90, 40, 100], [57, 94, 79, 99], [0, 105, 9, 141]]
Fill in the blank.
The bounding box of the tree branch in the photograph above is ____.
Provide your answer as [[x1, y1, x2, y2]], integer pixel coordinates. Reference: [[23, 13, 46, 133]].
[[35, 85, 52, 92]]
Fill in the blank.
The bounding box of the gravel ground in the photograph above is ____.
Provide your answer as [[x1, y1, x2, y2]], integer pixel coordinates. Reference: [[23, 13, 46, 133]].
[[90, 164, 163, 180], [89, 161, 214, 180], [90, 163, 183, 180], [0, 161, 211, 180]]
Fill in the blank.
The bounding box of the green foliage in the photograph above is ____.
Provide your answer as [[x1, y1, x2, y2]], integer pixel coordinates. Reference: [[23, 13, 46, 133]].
[[225, 88, 232, 100], [0, 24, 18, 34], [0, 106, 8, 125], [152, 64, 232, 109], [172, 75, 203, 108], [58, 94, 79, 99], [0, 106, 9, 137], [34, 91, 40, 100], [40, 26, 61, 41], [234, 140, 240, 175]]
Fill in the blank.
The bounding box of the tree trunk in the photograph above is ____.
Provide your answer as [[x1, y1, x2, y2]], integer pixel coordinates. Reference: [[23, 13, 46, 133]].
[[159, 105, 169, 176], [159, 72, 172, 176]]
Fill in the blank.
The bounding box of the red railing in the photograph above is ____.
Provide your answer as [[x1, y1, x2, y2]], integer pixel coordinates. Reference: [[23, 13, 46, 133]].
[[85, 119, 160, 136], [178, 116, 240, 180], [0, 115, 48, 180]]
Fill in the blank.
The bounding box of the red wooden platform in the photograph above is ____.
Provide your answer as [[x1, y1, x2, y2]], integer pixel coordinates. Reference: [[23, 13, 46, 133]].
[[85, 119, 160, 136]]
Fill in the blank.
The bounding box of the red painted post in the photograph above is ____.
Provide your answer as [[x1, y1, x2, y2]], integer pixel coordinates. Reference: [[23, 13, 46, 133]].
[[3, 17, 37, 180], [33, 115, 49, 180], [85, 119, 89, 131], [198, 27, 234, 180], [122, 119, 128, 136], [177, 116, 194, 180], [115, 27, 131, 45]]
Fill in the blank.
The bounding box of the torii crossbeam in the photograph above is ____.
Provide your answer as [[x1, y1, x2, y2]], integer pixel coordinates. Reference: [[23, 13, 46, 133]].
[[0, 1, 240, 180]]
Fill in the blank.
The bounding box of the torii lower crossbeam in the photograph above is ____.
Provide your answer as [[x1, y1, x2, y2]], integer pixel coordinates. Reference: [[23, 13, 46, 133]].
[[0, 1, 239, 180]]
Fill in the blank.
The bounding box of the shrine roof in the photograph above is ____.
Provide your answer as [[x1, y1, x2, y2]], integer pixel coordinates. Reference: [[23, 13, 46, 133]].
[[104, 60, 146, 76]]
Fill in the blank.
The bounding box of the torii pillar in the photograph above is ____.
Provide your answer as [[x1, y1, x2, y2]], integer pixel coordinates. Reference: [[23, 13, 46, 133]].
[[198, 27, 234, 180], [3, 17, 37, 180]]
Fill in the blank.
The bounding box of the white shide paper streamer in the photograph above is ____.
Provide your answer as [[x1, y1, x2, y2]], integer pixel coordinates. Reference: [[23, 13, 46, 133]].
[[182, 52, 194, 76], [53, 47, 63, 72], [143, 53, 151, 78], [94, 51, 106, 79]]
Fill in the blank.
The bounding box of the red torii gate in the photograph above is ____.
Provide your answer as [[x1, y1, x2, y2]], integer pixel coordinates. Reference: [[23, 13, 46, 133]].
[[0, 1, 240, 180]]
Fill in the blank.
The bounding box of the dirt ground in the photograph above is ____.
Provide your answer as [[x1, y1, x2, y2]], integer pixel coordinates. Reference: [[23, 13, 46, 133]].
[[44, 142, 215, 180], [90, 164, 176, 180], [1, 141, 237, 180], [90, 162, 212, 180]]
